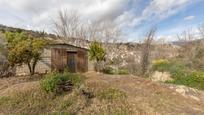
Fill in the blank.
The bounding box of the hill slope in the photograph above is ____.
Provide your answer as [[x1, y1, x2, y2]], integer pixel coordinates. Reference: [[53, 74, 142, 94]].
[[1, 73, 204, 115]]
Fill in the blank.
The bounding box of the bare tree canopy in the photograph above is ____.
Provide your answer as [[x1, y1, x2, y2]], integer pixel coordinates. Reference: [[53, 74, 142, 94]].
[[198, 24, 204, 38], [141, 28, 156, 75], [53, 10, 84, 42], [177, 28, 195, 42], [53, 9, 122, 45]]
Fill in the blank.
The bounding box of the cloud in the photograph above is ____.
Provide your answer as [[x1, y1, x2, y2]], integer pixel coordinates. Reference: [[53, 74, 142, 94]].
[[0, 0, 201, 41], [0, 0, 134, 32], [184, 15, 195, 20], [129, 0, 191, 27]]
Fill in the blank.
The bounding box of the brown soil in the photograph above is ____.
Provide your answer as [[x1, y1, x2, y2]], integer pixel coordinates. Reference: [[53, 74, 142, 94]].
[[84, 72, 204, 115], [1, 72, 204, 115]]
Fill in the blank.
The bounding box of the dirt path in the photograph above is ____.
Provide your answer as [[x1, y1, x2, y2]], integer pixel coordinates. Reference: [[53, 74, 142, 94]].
[[84, 72, 204, 115]]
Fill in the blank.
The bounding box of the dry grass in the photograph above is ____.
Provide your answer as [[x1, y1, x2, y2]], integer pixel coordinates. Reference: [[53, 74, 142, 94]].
[[0, 73, 132, 115], [84, 72, 204, 115], [0, 72, 204, 115]]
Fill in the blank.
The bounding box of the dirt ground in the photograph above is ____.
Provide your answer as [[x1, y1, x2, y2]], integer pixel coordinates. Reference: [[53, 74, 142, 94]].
[[84, 72, 204, 115], [1, 72, 204, 115]]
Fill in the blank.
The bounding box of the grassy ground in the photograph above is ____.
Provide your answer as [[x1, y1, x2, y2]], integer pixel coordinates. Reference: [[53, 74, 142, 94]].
[[0, 72, 204, 115]]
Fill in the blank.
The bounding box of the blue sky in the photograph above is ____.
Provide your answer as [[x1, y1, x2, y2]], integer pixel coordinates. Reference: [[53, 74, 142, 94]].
[[0, 0, 204, 42]]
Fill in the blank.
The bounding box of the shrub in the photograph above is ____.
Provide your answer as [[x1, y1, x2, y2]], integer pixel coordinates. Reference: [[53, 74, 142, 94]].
[[152, 59, 186, 79], [152, 60, 204, 90], [168, 71, 204, 90], [152, 59, 170, 72], [62, 72, 84, 87], [89, 41, 106, 72], [40, 72, 62, 93], [118, 69, 129, 75], [103, 66, 116, 74], [103, 67, 129, 75], [41, 72, 84, 93]]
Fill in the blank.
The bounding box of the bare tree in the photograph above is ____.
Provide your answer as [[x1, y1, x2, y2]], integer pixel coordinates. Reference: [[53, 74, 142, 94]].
[[177, 28, 195, 42], [141, 28, 156, 75], [53, 9, 122, 48], [176, 29, 195, 58], [53, 9, 123, 71], [198, 24, 204, 38], [53, 9, 86, 45], [176, 27, 204, 70]]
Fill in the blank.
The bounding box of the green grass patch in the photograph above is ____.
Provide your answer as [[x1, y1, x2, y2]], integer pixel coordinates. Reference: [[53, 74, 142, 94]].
[[152, 59, 204, 90], [166, 71, 204, 90], [0, 96, 11, 106]]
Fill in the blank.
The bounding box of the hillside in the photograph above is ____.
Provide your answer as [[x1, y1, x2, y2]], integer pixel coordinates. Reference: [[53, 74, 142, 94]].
[[0, 72, 204, 115], [0, 25, 178, 71]]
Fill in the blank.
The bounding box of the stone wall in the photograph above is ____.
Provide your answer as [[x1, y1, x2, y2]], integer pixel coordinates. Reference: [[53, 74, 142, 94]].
[[16, 46, 93, 75]]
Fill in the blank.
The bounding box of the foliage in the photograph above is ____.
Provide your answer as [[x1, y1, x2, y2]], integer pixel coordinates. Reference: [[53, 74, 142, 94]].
[[41, 72, 84, 93], [98, 88, 126, 101], [89, 41, 105, 61], [152, 59, 187, 80], [4, 31, 47, 75], [103, 66, 129, 75], [152, 59, 204, 90], [152, 59, 185, 75], [167, 71, 204, 90], [103, 66, 116, 74], [89, 41, 106, 72], [118, 68, 129, 75], [40, 72, 62, 93], [152, 59, 171, 72]]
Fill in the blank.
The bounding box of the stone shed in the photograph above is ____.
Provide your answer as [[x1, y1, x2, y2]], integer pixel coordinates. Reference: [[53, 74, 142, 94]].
[[16, 43, 90, 75]]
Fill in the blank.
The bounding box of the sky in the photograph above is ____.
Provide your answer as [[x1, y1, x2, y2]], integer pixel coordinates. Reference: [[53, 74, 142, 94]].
[[0, 0, 204, 42]]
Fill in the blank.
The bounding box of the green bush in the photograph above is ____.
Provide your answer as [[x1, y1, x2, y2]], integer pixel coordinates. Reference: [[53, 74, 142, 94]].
[[167, 71, 204, 90], [152, 59, 186, 79], [152, 59, 204, 90], [41, 72, 84, 93], [103, 67, 129, 75], [40, 72, 62, 93], [152, 59, 171, 72], [118, 69, 129, 75], [103, 66, 116, 74]]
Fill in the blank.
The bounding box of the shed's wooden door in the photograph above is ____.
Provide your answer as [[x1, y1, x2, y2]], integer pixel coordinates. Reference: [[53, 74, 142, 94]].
[[67, 52, 77, 72]]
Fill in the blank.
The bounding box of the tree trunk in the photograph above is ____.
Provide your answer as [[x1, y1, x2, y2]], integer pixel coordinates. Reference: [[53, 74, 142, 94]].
[[27, 63, 33, 76], [31, 59, 38, 76], [27, 60, 37, 76], [95, 61, 100, 72]]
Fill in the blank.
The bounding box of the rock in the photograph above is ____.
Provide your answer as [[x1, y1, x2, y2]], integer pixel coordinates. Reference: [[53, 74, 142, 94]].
[[169, 85, 204, 102], [57, 80, 73, 92], [151, 71, 173, 82]]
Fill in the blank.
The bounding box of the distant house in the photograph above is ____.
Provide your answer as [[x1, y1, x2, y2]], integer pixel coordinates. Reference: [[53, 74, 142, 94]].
[[16, 43, 93, 75]]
